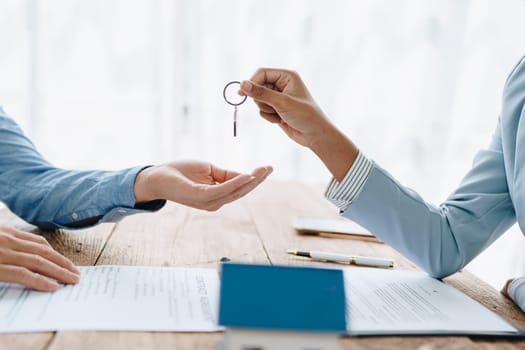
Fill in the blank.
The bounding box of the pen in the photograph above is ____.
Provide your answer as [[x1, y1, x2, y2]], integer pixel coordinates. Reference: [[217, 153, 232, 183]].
[[287, 250, 394, 268]]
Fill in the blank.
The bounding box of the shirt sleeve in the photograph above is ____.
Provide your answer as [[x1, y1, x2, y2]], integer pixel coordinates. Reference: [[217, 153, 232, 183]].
[[508, 278, 525, 314], [0, 107, 165, 230], [324, 152, 374, 212]]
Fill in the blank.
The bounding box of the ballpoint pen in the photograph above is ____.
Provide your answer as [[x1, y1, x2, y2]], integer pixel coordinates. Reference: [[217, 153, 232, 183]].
[[287, 250, 394, 268]]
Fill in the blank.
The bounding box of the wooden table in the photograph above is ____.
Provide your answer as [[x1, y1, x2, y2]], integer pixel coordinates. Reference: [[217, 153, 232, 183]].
[[1, 180, 525, 350]]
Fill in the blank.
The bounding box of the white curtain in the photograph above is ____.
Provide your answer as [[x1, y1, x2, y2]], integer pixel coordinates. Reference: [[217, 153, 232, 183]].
[[1, 0, 525, 287]]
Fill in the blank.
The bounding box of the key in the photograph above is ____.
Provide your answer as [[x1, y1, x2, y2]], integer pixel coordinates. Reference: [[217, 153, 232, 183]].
[[223, 81, 247, 137], [233, 106, 238, 137]]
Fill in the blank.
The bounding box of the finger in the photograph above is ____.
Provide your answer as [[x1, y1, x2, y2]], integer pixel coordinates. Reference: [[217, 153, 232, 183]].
[[210, 165, 242, 183], [13, 238, 80, 274], [260, 111, 282, 124], [1, 227, 51, 247], [249, 68, 297, 92], [253, 100, 281, 123], [253, 100, 276, 114], [0, 249, 80, 285], [209, 167, 272, 209], [0, 265, 60, 292], [240, 80, 287, 109], [197, 174, 254, 201], [250, 166, 273, 177], [206, 167, 273, 210]]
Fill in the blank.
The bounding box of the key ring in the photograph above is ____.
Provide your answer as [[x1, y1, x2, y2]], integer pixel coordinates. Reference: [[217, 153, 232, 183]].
[[223, 81, 247, 106]]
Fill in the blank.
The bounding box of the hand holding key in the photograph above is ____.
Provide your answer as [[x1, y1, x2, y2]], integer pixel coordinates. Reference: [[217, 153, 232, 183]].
[[223, 81, 247, 137]]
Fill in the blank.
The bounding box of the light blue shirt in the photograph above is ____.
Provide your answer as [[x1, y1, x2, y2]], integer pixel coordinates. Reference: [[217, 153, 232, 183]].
[[0, 106, 165, 230], [326, 54, 525, 313]]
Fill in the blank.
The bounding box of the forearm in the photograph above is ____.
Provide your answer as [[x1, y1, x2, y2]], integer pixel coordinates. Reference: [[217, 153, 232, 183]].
[[309, 124, 359, 182], [343, 166, 466, 277], [0, 111, 164, 229], [1, 165, 158, 229], [326, 146, 515, 279]]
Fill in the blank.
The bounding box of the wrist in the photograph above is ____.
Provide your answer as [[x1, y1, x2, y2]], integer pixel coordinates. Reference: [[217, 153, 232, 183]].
[[310, 124, 359, 181], [308, 120, 336, 153], [134, 166, 158, 203]]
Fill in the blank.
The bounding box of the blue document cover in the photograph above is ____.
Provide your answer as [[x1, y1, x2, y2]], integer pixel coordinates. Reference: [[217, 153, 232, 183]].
[[218, 263, 346, 332]]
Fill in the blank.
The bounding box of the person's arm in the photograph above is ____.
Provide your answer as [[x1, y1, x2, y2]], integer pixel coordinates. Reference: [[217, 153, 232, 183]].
[[341, 122, 514, 278], [0, 107, 272, 229], [0, 108, 158, 229], [239, 68, 515, 279]]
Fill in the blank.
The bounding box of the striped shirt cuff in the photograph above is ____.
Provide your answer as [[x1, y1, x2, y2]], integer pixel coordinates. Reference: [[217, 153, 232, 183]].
[[324, 152, 374, 212]]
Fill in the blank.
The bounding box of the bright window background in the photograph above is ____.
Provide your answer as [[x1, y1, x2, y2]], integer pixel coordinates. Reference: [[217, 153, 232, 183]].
[[2, 0, 525, 288]]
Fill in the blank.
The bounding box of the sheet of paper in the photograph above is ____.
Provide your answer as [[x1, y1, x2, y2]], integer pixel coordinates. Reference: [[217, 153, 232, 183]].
[[0, 265, 221, 333], [344, 267, 519, 335]]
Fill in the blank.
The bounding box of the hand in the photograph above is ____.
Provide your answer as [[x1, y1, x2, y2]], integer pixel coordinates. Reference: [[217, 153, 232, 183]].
[[134, 160, 272, 211], [239, 68, 358, 181], [0, 227, 80, 291], [501, 278, 514, 298], [238, 68, 330, 148]]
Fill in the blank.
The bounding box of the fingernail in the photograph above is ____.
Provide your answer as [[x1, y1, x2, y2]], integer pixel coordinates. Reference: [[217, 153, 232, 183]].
[[241, 80, 253, 92], [72, 265, 80, 274]]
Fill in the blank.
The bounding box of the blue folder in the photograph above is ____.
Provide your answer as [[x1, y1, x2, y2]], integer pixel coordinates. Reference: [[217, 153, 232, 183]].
[[218, 263, 347, 332]]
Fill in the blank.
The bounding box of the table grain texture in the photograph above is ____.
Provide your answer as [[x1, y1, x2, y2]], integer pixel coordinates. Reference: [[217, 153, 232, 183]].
[[1, 181, 524, 350]]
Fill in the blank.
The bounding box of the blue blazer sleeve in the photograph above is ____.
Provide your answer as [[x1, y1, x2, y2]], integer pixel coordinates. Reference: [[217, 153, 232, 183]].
[[344, 125, 515, 279], [0, 108, 164, 229], [343, 55, 525, 280]]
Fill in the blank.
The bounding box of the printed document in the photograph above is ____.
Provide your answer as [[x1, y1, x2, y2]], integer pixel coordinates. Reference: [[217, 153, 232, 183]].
[[0, 265, 221, 333], [344, 267, 521, 336]]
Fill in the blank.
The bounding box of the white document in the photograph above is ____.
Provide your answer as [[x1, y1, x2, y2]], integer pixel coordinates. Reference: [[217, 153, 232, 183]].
[[0, 266, 221, 333], [344, 267, 521, 336]]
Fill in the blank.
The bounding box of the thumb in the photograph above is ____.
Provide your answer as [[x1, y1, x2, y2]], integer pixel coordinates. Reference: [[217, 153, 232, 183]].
[[240, 80, 285, 109]]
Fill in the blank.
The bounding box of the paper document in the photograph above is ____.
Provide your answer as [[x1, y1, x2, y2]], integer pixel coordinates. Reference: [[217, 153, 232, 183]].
[[0, 265, 221, 333], [344, 268, 521, 336]]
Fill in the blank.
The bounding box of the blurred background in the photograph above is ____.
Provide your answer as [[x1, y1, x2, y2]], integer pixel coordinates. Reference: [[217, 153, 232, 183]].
[[1, 0, 525, 288]]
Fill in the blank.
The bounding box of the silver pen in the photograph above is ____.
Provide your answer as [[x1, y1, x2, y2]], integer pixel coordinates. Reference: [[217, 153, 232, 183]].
[[287, 250, 394, 268]]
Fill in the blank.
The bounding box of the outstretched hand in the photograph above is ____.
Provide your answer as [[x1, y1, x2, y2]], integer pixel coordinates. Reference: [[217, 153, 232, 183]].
[[134, 161, 272, 211]]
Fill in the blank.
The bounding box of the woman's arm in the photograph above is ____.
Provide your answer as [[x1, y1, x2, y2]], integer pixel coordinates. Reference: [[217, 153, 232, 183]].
[[239, 68, 515, 279]]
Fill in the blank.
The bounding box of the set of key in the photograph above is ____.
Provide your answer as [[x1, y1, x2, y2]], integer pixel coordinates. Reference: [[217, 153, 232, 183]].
[[223, 81, 247, 137]]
